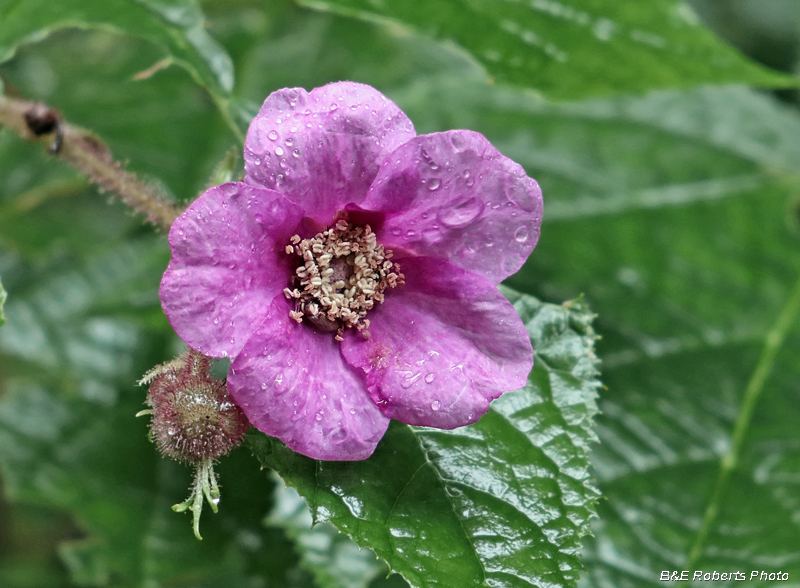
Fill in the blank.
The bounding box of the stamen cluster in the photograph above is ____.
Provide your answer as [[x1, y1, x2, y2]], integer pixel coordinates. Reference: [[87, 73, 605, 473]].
[[282, 216, 404, 340]]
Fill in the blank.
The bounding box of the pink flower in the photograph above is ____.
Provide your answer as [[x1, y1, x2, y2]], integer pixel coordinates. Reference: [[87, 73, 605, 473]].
[[160, 82, 543, 460]]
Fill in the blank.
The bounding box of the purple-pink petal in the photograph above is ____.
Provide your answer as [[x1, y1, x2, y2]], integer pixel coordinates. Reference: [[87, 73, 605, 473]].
[[228, 295, 391, 461], [244, 82, 416, 225], [341, 257, 533, 429], [160, 183, 303, 359], [360, 130, 543, 285]]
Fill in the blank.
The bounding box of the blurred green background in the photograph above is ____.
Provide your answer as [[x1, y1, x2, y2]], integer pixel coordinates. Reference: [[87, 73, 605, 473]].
[[2, 0, 800, 586]]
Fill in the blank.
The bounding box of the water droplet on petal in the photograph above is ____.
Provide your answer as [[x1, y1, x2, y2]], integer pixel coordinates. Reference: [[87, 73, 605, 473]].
[[421, 228, 443, 244], [292, 149, 300, 158], [514, 226, 529, 243], [268, 130, 279, 141], [505, 178, 538, 212], [450, 132, 466, 151], [261, 382, 267, 390], [391, 228, 402, 236], [315, 411, 323, 421], [275, 147, 284, 156], [425, 374, 435, 384], [330, 428, 347, 444], [431, 400, 441, 411], [349, 408, 356, 415], [330, 103, 338, 111], [428, 178, 441, 191], [213, 317, 219, 325], [438, 197, 484, 228], [501, 256, 519, 274], [285, 138, 293, 146]]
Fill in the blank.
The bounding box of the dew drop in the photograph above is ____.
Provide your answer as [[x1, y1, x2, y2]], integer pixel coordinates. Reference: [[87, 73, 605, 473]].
[[450, 132, 466, 151], [213, 317, 219, 325], [349, 408, 356, 415], [268, 130, 278, 141], [285, 137, 294, 146], [330, 428, 347, 444], [292, 149, 300, 158], [505, 178, 538, 212], [275, 146, 284, 156], [421, 228, 443, 245], [428, 178, 441, 191], [330, 103, 338, 111], [425, 374, 435, 384], [501, 256, 519, 274], [431, 400, 441, 411], [405, 229, 416, 239], [438, 197, 484, 228], [391, 228, 402, 236], [254, 158, 261, 166], [261, 382, 267, 390], [514, 226, 529, 243], [315, 411, 323, 421]]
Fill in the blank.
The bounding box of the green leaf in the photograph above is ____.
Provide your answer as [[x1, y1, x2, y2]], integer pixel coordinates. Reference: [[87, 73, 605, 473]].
[[293, 0, 795, 99], [395, 81, 800, 584], [249, 291, 602, 588], [0, 0, 233, 96], [267, 474, 389, 588]]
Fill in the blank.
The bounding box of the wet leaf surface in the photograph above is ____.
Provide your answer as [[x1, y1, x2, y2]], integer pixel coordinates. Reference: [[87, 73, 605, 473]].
[[249, 292, 602, 588]]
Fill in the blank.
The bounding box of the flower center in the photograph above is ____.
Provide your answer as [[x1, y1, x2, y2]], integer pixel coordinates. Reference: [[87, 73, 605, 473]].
[[282, 215, 404, 340]]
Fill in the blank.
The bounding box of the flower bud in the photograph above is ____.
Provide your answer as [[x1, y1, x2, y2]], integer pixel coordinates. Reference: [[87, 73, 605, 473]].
[[140, 348, 249, 463]]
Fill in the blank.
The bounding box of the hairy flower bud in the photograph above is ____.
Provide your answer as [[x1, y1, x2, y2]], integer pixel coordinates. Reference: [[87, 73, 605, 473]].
[[138, 348, 250, 539], [141, 348, 249, 463]]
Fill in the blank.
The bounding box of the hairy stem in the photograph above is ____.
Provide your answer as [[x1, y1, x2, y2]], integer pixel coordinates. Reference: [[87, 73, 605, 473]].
[[0, 94, 182, 232]]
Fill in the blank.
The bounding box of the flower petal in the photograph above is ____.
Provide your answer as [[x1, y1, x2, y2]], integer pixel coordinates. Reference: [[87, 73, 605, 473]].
[[244, 82, 416, 225], [341, 257, 533, 428], [228, 295, 391, 461], [360, 130, 543, 284], [160, 183, 303, 359]]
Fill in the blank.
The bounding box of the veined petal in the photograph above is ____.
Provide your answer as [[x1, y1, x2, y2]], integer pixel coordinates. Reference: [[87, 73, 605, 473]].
[[341, 257, 533, 429], [228, 295, 390, 461], [160, 183, 303, 359], [244, 82, 416, 225], [361, 130, 543, 284]]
